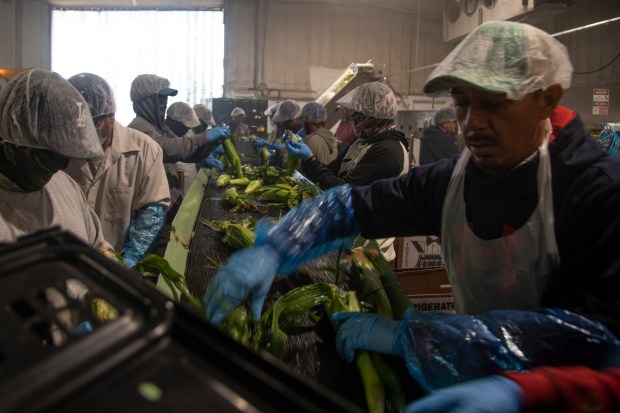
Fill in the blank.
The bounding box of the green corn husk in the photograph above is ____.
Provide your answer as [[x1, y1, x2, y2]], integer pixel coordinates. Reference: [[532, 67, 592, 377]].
[[222, 138, 244, 178], [222, 224, 255, 250]]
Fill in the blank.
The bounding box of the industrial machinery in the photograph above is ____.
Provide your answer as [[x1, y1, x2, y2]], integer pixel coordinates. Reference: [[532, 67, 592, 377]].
[[316, 61, 377, 130]]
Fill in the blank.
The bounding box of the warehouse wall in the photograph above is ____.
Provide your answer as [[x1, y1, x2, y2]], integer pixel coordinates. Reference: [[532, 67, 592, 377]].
[[222, 0, 451, 102], [0, 0, 50, 70], [532, 0, 620, 127]]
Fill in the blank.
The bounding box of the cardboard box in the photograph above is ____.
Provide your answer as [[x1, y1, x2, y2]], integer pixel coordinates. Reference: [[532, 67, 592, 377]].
[[395, 267, 455, 314], [396, 236, 443, 269]]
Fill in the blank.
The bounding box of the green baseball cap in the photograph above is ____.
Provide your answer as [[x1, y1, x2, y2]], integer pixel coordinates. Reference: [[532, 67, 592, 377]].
[[423, 21, 573, 100]]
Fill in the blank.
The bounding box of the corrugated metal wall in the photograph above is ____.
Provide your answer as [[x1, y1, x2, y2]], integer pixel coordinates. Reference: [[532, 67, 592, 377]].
[[223, 0, 453, 100]]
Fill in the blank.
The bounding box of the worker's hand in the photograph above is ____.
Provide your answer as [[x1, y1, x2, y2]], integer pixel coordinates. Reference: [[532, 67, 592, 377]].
[[211, 144, 225, 157], [204, 244, 281, 325], [252, 138, 269, 148], [269, 141, 286, 151], [197, 156, 225, 171], [207, 126, 231, 143], [403, 376, 523, 413], [287, 139, 313, 161], [331, 311, 400, 362]]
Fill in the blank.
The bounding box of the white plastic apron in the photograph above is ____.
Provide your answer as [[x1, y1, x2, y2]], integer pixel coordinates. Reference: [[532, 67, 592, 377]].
[[440, 123, 559, 314]]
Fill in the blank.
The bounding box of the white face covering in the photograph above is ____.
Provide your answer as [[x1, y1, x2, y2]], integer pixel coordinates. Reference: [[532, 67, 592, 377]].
[[440, 119, 559, 314]]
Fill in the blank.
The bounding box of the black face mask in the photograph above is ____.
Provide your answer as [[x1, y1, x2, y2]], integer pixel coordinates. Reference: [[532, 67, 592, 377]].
[[0, 143, 70, 192], [193, 122, 208, 134]]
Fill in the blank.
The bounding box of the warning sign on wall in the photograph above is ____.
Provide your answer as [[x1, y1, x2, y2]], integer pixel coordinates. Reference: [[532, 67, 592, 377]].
[[593, 89, 609, 115]]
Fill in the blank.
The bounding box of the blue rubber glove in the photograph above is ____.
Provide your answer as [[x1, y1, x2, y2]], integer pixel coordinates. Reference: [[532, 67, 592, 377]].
[[269, 141, 286, 151], [204, 244, 281, 325], [403, 376, 523, 413], [253, 138, 269, 148], [197, 155, 225, 171], [207, 126, 231, 143], [287, 139, 313, 160], [331, 311, 401, 362], [211, 144, 225, 157]]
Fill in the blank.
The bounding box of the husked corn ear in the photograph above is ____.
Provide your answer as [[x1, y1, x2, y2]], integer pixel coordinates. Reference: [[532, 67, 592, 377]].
[[229, 177, 250, 186], [244, 179, 263, 194], [216, 174, 231, 188]]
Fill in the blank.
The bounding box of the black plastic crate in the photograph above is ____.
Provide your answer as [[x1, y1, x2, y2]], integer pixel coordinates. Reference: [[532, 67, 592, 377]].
[[0, 229, 363, 413]]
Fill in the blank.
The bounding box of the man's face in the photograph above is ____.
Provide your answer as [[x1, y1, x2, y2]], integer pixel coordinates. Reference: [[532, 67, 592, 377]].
[[157, 95, 168, 122], [441, 120, 458, 134], [284, 118, 303, 132], [93, 114, 115, 148], [451, 86, 547, 177]]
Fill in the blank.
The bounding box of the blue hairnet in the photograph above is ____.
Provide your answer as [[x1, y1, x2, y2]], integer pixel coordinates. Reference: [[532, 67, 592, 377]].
[[299, 102, 327, 124]]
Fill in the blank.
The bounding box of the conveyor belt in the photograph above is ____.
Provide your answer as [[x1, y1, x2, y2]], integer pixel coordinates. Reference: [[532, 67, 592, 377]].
[[178, 141, 369, 409]]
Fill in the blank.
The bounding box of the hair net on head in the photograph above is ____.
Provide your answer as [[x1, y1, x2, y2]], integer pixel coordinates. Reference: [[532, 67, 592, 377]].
[[0, 69, 104, 160], [68, 72, 116, 118], [272, 100, 301, 124], [167, 102, 200, 128], [433, 106, 456, 125], [194, 104, 216, 126], [264, 103, 279, 117], [298, 102, 327, 124], [423, 21, 573, 100], [231, 107, 245, 117], [336, 82, 398, 120], [130, 74, 178, 102]]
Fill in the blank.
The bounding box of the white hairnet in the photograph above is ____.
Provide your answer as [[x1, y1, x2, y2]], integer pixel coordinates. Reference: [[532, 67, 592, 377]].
[[231, 107, 246, 117], [336, 82, 398, 120], [298, 102, 327, 124], [0, 69, 104, 160], [167, 102, 200, 128], [264, 103, 279, 117], [194, 104, 216, 126], [130, 74, 178, 102], [433, 106, 456, 125], [272, 100, 300, 124], [68, 72, 116, 118], [424, 21, 573, 100]]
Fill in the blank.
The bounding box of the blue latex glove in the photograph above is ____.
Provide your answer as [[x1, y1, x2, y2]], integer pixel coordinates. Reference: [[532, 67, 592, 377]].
[[122, 204, 166, 268], [269, 141, 286, 151], [331, 311, 401, 362], [204, 244, 281, 325], [197, 155, 225, 171], [253, 138, 269, 148], [207, 126, 231, 143], [72, 321, 94, 336], [403, 376, 523, 413], [211, 144, 225, 157], [287, 139, 313, 160]]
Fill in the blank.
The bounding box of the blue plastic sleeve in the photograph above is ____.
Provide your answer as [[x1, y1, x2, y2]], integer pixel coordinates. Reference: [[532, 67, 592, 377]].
[[121, 204, 166, 266], [254, 185, 361, 274], [393, 308, 620, 392]]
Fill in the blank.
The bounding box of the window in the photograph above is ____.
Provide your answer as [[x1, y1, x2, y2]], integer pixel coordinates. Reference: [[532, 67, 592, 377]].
[[51, 9, 224, 125]]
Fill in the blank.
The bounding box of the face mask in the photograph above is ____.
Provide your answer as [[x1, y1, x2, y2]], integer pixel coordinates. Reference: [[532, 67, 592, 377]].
[[0, 144, 69, 191]]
